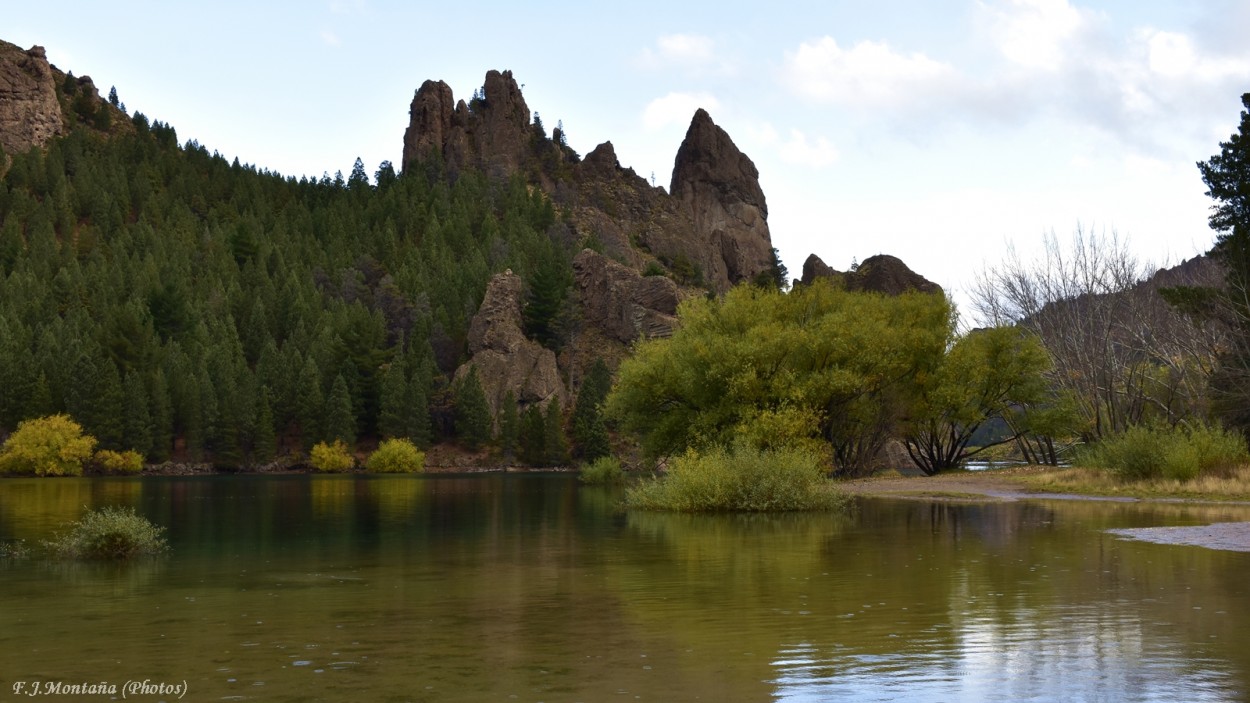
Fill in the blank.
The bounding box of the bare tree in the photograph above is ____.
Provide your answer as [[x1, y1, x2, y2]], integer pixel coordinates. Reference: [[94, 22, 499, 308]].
[[971, 226, 1224, 443]]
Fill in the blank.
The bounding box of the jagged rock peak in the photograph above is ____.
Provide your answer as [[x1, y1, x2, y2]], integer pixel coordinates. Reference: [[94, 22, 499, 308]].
[[799, 253, 943, 296], [671, 108, 767, 217], [667, 108, 774, 293], [402, 69, 532, 179], [0, 39, 64, 157]]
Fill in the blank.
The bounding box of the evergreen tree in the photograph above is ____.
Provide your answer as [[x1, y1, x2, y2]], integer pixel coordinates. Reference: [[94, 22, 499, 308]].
[[543, 397, 569, 466], [122, 371, 153, 456], [295, 357, 324, 450], [571, 359, 611, 461], [518, 405, 546, 466], [324, 373, 356, 447], [253, 386, 277, 464], [498, 390, 519, 461], [454, 366, 492, 450], [404, 371, 431, 448], [378, 361, 407, 439], [149, 369, 173, 462]]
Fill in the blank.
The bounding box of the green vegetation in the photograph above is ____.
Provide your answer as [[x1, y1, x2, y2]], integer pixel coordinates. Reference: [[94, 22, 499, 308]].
[[607, 279, 1052, 477], [366, 438, 425, 473], [0, 414, 97, 476], [625, 444, 848, 512], [43, 506, 168, 560], [310, 440, 355, 473], [1075, 423, 1248, 482], [0, 107, 578, 468], [578, 456, 623, 485], [92, 449, 144, 475]]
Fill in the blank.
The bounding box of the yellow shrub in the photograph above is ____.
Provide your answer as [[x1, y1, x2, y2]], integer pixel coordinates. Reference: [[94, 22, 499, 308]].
[[366, 439, 425, 473], [310, 440, 355, 473], [0, 415, 98, 477], [93, 449, 145, 475]]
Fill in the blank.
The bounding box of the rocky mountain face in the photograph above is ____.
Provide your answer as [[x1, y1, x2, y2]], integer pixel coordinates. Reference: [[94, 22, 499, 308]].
[[402, 70, 775, 296], [799, 253, 943, 296], [454, 270, 566, 419], [0, 41, 63, 163]]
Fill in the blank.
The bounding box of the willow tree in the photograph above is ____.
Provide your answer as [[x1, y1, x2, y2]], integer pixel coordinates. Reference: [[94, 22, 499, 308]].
[[606, 280, 950, 477]]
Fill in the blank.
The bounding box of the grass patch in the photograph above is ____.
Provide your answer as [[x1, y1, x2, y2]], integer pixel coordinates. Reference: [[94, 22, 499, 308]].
[[43, 507, 169, 560], [625, 444, 849, 512], [579, 456, 624, 485], [1022, 465, 1250, 501], [1076, 423, 1248, 482]]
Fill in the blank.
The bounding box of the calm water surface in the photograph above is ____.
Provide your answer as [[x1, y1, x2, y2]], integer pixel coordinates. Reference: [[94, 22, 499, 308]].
[[1, 474, 1249, 702]]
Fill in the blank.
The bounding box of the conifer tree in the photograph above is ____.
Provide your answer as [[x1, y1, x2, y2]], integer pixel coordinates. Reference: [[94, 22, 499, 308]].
[[296, 357, 324, 450], [149, 369, 173, 462], [122, 371, 153, 457], [454, 366, 492, 450], [253, 386, 277, 464], [404, 371, 432, 448], [571, 359, 611, 461], [378, 361, 407, 439], [543, 397, 569, 466], [324, 374, 356, 447], [518, 405, 546, 466], [498, 390, 519, 461]]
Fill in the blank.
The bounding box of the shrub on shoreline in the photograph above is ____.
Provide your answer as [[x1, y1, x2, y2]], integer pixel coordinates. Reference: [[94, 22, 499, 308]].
[[1077, 423, 1248, 481], [310, 440, 355, 473], [366, 439, 425, 473], [579, 456, 624, 485], [0, 415, 97, 476], [625, 444, 848, 512], [43, 507, 168, 560], [92, 449, 145, 475]]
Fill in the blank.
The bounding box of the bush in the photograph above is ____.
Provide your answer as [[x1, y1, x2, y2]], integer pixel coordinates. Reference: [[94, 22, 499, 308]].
[[43, 507, 168, 560], [625, 444, 848, 512], [92, 449, 145, 475], [1077, 423, 1248, 482], [0, 414, 97, 476], [366, 438, 425, 473], [579, 456, 624, 485], [310, 440, 355, 473]]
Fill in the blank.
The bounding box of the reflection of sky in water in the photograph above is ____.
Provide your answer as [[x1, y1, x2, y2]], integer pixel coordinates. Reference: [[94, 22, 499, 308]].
[[772, 603, 1238, 702]]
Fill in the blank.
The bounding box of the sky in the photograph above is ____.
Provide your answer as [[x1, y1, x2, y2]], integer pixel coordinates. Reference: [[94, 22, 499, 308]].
[[4, 1, 1249, 310]]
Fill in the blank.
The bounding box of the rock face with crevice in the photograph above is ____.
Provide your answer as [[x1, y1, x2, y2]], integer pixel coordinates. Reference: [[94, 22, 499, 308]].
[[454, 270, 566, 419], [0, 40, 63, 158], [402, 69, 531, 180], [573, 248, 682, 343]]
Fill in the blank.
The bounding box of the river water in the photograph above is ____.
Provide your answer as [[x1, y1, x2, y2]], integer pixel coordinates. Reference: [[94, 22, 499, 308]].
[[1, 473, 1248, 702]]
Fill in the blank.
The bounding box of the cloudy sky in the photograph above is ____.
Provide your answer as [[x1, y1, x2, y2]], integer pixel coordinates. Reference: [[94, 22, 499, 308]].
[[4, 1, 1249, 306]]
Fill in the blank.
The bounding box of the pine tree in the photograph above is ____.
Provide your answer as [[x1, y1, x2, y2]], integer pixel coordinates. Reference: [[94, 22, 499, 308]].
[[122, 371, 153, 456], [543, 397, 569, 466], [454, 366, 492, 450], [404, 372, 431, 448], [518, 405, 546, 466], [253, 386, 277, 464], [149, 369, 173, 462], [498, 390, 519, 461], [324, 374, 356, 447], [296, 357, 324, 450], [378, 361, 407, 439], [571, 359, 611, 461]]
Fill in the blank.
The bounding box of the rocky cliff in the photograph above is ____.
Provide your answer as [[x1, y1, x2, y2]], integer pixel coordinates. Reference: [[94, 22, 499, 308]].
[[0, 40, 63, 160], [799, 253, 943, 296], [401, 70, 776, 294], [454, 270, 567, 418]]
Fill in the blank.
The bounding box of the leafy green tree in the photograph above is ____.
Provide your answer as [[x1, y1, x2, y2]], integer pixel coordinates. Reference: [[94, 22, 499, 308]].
[[902, 327, 1055, 474], [454, 366, 492, 449], [606, 280, 950, 476]]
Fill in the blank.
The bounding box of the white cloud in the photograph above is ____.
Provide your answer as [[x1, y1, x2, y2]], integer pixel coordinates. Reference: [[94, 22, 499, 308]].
[[1143, 29, 1250, 82], [751, 123, 839, 168], [637, 34, 719, 71], [642, 92, 720, 131], [782, 37, 956, 108], [981, 0, 1092, 69]]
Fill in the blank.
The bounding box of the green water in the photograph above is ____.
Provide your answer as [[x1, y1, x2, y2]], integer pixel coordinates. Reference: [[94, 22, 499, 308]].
[[1, 474, 1249, 702]]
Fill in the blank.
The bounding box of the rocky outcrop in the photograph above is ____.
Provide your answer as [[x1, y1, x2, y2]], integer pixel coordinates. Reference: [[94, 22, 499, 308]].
[[402, 69, 531, 179], [455, 271, 566, 418], [401, 71, 775, 295], [667, 109, 774, 293], [574, 249, 681, 343], [800, 253, 942, 296], [0, 41, 63, 158]]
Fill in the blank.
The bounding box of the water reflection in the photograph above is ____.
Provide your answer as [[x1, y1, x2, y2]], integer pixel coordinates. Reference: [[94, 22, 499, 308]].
[[0, 476, 1248, 701]]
